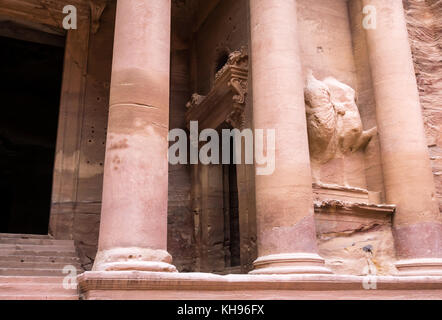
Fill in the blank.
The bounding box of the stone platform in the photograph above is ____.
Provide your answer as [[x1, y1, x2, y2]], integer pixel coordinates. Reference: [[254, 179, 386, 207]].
[[78, 271, 442, 300], [0, 233, 81, 300]]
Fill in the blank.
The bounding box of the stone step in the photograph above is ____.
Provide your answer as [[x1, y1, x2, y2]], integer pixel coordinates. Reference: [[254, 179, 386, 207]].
[[0, 233, 52, 240], [0, 249, 78, 258], [0, 255, 80, 264], [0, 282, 78, 296], [0, 268, 74, 276], [0, 234, 81, 299], [0, 244, 76, 252], [0, 261, 82, 270], [0, 294, 78, 300], [0, 276, 70, 284], [0, 238, 74, 246]]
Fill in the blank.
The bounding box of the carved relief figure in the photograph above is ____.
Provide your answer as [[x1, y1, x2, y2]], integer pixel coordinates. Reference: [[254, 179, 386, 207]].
[[304, 71, 377, 164], [186, 47, 248, 129], [304, 71, 337, 163], [324, 77, 377, 154]]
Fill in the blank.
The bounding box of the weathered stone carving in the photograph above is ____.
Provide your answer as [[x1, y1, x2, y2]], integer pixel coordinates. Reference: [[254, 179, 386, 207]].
[[228, 76, 247, 105], [185, 93, 206, 109], [226, 106, 245, 129], [186, 47, 248, 129], [304, 71, 337, 163], [215, 46, 248, 82], [224, 47, 248, 129], [304, 71, 377, 163], [226, 75, 248, 129]]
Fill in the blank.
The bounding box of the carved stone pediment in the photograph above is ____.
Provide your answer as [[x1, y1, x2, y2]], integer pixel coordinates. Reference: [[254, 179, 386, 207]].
[[186, 46, 248, 130]]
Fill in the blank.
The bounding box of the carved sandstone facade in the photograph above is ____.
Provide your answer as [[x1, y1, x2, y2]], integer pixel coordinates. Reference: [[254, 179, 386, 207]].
[[0, 0, 441, 299]]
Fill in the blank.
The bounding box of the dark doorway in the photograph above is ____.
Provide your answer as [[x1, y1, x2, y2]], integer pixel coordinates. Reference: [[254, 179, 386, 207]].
[[0, 35, 64, 234], [223, 134, 241, 268]]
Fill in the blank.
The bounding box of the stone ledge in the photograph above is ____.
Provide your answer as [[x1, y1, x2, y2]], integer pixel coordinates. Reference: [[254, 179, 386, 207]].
[[314, 199, 396, 216], [313, 183, 370, 203], [314, 199, 395, 237], [77, 271, 442, 300]]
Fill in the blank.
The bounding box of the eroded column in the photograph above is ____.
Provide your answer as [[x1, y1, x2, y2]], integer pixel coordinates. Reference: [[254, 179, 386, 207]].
[[249, 0, 331, 274], [363, 0, 442, 275], [93, 0, 176, 272]]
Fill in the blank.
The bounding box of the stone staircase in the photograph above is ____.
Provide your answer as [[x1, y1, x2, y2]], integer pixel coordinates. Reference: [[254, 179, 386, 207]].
[[0, 233, 82, 300]]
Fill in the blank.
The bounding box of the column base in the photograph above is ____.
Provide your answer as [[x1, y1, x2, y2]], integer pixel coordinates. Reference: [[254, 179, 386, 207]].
[[93, 247, 177, 272], [395, 258, 442, 276], [249, 253, 332, 275]]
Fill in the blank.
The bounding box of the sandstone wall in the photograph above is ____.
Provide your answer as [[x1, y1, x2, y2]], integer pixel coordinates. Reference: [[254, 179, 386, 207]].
[[167, 4, 194, 272], [297, 0, 357, 87], [404, 0, 442, 213], [50, 2, 116, 270]]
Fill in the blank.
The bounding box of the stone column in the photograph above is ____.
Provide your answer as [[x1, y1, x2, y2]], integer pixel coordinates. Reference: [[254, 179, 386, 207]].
[[248, 0, 331, 274], [93, 0, 176, 272], [363, 0, 442, 275]]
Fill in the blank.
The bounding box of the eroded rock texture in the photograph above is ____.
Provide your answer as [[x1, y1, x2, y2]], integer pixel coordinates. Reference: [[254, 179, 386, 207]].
[[318, 223, 397, 276], [404, 0, 442, 212]]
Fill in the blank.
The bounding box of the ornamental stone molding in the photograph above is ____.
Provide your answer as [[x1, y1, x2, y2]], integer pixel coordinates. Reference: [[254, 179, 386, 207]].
[[186, 46, 248, 130]]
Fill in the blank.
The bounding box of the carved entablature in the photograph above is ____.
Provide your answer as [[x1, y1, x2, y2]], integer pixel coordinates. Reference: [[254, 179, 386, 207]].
[[186, 47, 248, 130]]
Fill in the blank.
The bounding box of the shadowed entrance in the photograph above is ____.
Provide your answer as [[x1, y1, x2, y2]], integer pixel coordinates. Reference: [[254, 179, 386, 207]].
[[0, 35, 64, 234]]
